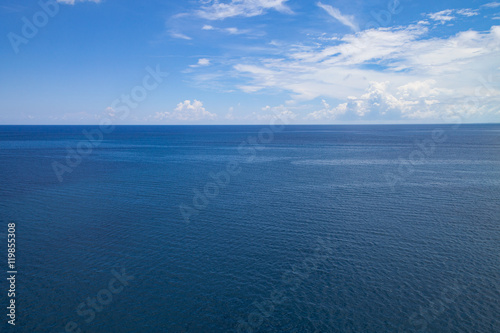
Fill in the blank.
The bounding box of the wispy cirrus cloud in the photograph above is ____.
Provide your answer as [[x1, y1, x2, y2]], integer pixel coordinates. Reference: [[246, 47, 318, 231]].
[[202, 25, 252, 35], [195, 0, 292, 20], [0, 4, 27, 12], [170, 31, 192, 40], [482, 2, 500, 8], [317, 2, 359, 32], [57, 0, 101, 4], [427, 8, 478, 23]]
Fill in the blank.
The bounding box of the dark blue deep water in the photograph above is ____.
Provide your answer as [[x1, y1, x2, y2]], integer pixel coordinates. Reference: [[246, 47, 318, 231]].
[[0, 125, 499, 332]]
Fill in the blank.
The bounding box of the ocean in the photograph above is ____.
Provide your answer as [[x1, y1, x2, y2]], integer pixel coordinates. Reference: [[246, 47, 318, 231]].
[[0, 124, 499, 332]]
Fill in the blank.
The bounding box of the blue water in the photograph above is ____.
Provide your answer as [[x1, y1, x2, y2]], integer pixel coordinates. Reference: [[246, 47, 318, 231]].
[[0, 125, 499, 332]]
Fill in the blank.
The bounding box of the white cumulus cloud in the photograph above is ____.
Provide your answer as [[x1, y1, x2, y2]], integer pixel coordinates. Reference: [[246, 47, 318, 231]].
[[154, 100, 217, 121], [306, 77, 500, 122], [190, 58, 211, 68]]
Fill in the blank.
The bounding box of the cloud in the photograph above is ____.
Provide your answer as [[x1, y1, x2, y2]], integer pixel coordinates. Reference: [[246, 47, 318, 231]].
[[306, 80, 452, 121], [225, 27, 250, 34], [56, 0, 101, 4], [259, 105, 297, 121], [317, 2, 359, 32], [456, 9, 479, 17], [306, 99, 348, 120], [196, 0, 292, 20], [190, 58, 211, 68], [105, 106, 116, 118], [225, 23, 500, 121], [427, 10, 455, 23], [427, 8, 478, 23], [0, 4, 27, 12], [198, 58, 210, 66], [306, 77, 500, 122], [232, 24, 430, 99], [170, 31, 192, 40], [482, 2, 500, 8], [230, 104, 297, 123], [201, 25, 253, 35], [225, 106, 235, 120], [154, 100, 217, 121]]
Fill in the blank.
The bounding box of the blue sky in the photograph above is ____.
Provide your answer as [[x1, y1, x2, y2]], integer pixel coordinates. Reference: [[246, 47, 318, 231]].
[[1, 0, 499, 124]]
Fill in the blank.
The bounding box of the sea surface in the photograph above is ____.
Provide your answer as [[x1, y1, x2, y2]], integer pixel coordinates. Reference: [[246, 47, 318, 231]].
[[0, 124, 499, 332]]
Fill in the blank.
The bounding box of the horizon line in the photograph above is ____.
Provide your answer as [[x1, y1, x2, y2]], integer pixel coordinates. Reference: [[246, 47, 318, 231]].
[[0, 123, 499, 126]]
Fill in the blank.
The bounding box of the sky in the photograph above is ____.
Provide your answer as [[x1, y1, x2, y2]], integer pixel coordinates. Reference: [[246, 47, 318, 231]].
[[1, 0, 499, 124]]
